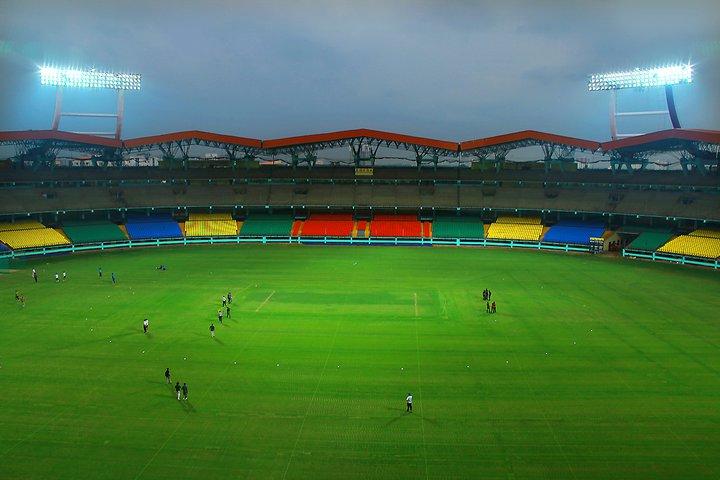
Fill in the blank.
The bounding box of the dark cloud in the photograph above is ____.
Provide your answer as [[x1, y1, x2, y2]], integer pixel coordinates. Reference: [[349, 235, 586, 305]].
[[0, 0, 718, 141]]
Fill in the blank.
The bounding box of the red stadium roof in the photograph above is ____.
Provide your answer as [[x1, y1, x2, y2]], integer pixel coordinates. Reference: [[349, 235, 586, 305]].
[[460, 130, 600, 152], [0, 129, 122, 148], [2, 128, 719, 156], [600, 129, 720, 152], [123, 130, 262, 149], [262, 128, 459, 152]]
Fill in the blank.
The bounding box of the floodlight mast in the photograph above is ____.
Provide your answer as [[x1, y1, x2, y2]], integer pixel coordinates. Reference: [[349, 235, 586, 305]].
[[40, 66, 142, 140], [588, 64, 692, 140]]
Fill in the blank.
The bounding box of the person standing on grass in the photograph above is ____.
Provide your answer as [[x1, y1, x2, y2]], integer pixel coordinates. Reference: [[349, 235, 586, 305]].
[[226, 304, 231, 319], [222, 295, 227, 307], [175, 381, 181, 400], [98, 266, 102, 278], [143, 318, 149, 334], [210, 323, 215, 338], [165, 368, 171, 384], [217, 308, 223, 325], [32, 269, 37, 283], [486, 301, 491, 314], [62, 271, 67, 281], [491, 301, 496, 314], [227, 292, 232, 304], [406, 393, 413, 413], [54, 272, 59, 282], [111, 272, 116, 285], [182, 383, 188, 400]]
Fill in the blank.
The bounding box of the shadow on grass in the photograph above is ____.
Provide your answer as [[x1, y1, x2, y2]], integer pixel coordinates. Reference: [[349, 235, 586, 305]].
[[213, 337, 225, 346], [182, 401, 196, 413]]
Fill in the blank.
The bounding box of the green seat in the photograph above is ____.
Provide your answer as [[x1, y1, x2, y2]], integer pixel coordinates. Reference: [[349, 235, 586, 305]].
[[239, 214, 294, 237], [627, 231, 674, 251], [432, 217, 484, 239], [62, 221, 126, 244]]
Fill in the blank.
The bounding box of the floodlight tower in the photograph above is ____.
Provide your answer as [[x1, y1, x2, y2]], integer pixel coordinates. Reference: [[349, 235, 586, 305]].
[[40, 66, 142, 139], [588, 64, 692, 140]]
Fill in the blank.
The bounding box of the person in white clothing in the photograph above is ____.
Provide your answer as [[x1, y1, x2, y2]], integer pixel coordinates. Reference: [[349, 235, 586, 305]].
[[406, 393, 413, 413], [143, 318, 149, 334]]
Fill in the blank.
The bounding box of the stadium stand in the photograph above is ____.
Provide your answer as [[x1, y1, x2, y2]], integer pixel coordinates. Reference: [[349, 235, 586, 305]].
[[0, 221, 70, 249], [542, 221, 605, 245], [184, 213, 238, 237], [658, 230, 720, 259], [431, 216, 484, 239], [61, 220, 127, 244], [124, 215, 182, 240], [0, 219, 45, 231], [370, 214, 424, 237], [238, 213, 294, 236], [300, 213, 354, 237], [495, 216, 542, 224], [486, 216, 543, 241], [625, 229, 674, 251]]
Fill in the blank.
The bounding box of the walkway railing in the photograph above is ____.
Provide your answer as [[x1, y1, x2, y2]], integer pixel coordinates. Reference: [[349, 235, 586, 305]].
[[0, 236, 590, 259]]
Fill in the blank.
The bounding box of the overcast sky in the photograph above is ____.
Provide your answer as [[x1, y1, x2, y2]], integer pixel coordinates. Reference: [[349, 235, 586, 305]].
[[0, 0, 718, 142]]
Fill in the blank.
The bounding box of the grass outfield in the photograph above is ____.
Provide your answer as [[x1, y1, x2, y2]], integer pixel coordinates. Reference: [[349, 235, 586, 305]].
[[1, 245, 719, 479]]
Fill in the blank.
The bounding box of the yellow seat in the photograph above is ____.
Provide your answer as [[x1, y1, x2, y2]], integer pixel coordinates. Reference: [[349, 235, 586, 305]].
[[185, 219, 237, 237], [0, 220, 46, 232], [486, 223, 543, 241], [0, 228, 70, 249], [495, 216, 542, 225], [658, 235, 720, 259], [188, 213, 233, 221]]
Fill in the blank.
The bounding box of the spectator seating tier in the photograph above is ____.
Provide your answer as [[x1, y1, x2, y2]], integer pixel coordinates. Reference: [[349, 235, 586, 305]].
[[238, 214, 294, 237], [61, 220, 127, 244], [185, 213, 237, 237], [370, 214, 424, 238], [0, 227, 70, 249], [542, 221, 606, 245], [486, 223, 543, 241], [658, 229, 720, 259], [125, 215, 182, 240], [432, 216, 484, 238], [495, 216, 542, 225], [626, 230, 674, 251], [0, 220, 46, 231], [301, 213, 354, 237]]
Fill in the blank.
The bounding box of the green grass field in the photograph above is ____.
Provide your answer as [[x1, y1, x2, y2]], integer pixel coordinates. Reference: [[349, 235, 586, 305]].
[[1, 245, 719, 479]]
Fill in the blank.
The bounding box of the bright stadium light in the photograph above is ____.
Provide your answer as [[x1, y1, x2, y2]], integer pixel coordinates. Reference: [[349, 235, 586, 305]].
[[587, 64, 692, 91], [40, 65, 142, 139], [40, 66, 142, 90], [588, 62, 693, 140]]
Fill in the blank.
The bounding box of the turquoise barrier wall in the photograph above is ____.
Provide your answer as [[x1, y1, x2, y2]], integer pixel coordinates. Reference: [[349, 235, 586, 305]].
[[0, 236, 590, 259], [2, 236, 716, 269]]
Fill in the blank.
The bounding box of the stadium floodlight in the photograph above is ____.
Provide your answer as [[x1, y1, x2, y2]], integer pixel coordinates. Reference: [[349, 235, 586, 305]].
[[588, 63, 693, 140], [40, 66, 142, 90], [40, 65, 142, 139], [587, 64, 692, 91]]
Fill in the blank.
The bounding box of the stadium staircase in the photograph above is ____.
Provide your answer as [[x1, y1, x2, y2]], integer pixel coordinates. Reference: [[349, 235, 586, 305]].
[[61, 220, 127, 244], [184, 213, 238, 237], [542, 221, 606, 245], [486, 216, 543, 241], [0, 220, 71, 250], [124, 215, 183, 240], [658, 229, 720, 259], [431, 216, 484, 239], [238, 213, 294, 237]]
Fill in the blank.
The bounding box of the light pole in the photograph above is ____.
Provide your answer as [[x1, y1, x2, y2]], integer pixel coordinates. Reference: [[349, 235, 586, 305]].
[[40, 66, 142, 140]]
